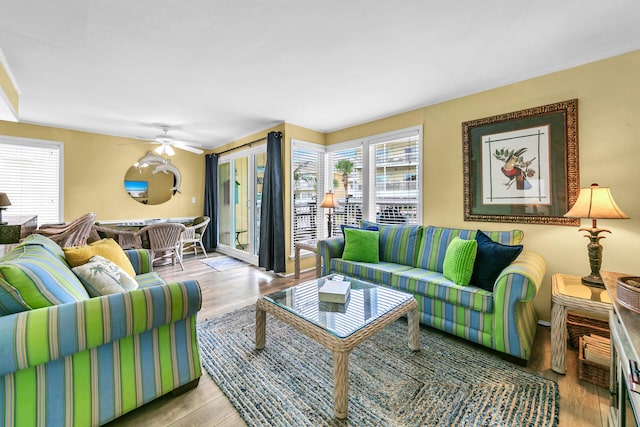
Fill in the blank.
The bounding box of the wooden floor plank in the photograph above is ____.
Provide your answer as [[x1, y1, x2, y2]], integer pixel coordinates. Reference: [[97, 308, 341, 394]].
[[107, 253, 607, 426]]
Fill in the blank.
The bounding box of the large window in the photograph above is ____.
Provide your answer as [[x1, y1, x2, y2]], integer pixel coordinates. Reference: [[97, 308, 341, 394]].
[[329, 126, 421, 230], [291, 140, 325, 247], [290, 127, 421, 255], [0, 136, 62, 225], [368, 132, 420, 224]]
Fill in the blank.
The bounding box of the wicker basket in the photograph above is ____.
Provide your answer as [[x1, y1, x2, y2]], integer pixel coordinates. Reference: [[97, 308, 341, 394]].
[[567, 312, 610, 349], [616, 276, 640, 314], [578, 336, 610, 388]]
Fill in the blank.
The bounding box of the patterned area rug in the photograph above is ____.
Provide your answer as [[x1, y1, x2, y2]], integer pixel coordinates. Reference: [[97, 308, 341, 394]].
[[197, 305, 559, 427], [200, 255, 248, 271]]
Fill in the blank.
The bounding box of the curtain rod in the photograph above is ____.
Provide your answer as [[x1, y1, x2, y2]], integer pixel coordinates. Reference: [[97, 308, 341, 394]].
[[214, 137, 266, 156], [213, 131, 283, 156]]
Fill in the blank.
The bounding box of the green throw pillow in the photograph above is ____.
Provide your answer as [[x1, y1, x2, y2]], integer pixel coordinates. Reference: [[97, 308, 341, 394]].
[[342, 228, 379, 263], [442, 236, 478, 286]]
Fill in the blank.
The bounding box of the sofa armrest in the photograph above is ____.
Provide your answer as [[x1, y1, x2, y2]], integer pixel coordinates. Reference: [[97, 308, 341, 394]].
[[0, 280, 201, 377], [124, 248, 153, 274], [318, 237, 345, 276], [492, 251, 546, 358]]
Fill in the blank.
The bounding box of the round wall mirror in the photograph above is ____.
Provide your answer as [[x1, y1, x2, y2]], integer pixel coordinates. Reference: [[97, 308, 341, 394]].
[[124, 165, 175, 205]]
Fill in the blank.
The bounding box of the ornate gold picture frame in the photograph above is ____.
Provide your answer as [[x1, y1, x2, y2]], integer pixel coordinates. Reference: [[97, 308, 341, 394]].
[[462, 99, 579, 226]]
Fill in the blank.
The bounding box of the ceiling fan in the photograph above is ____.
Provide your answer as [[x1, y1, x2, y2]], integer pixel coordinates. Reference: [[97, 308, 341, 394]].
[[149, 126, 204, 155]]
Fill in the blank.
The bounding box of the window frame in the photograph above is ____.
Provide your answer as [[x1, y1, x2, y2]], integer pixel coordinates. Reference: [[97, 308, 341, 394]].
[[326, 125, 423, 225], [0, 135, 64, 225], [290, 139, 326, 257]]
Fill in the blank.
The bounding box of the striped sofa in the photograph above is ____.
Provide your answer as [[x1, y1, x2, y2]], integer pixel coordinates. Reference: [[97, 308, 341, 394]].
[[0, 234, 202, 426], [318, 223, 546, 361]]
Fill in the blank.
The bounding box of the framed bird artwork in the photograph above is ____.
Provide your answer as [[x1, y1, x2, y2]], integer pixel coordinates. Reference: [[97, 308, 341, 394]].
[[462, 99, 580, 226]]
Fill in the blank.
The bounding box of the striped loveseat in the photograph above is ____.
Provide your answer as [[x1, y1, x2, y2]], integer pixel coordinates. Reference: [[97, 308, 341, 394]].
[[0, 234, 202, 426], [319, 223, 546, 362]]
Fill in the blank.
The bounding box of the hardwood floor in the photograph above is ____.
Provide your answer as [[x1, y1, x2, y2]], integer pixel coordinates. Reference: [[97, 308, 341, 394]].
[[108, 255, 609, 427]]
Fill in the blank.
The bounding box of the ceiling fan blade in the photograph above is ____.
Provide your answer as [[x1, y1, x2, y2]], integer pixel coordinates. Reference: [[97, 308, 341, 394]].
[[173, 141, 204, 154]]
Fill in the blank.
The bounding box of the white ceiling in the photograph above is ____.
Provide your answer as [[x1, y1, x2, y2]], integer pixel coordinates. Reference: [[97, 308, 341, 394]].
[[1, 0, 639, 149]]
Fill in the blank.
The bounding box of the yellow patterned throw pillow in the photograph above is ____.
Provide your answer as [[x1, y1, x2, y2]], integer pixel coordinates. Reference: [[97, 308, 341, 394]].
[[442, 236, 478, 286], [72, 255, 138, 297], [64, 238, 136, 277]]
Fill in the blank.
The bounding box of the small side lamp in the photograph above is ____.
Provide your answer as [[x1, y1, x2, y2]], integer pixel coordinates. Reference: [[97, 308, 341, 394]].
[[0, 192, 11, 225], [564, 183, 629, 288], [320, 191, 340, 237]]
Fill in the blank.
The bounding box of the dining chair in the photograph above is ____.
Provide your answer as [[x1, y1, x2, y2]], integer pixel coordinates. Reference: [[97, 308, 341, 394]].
[[90, 224, 143, 249], [35, 212, 97, 247], [139, 222, 186, 270], [180, 216, 210, 259]]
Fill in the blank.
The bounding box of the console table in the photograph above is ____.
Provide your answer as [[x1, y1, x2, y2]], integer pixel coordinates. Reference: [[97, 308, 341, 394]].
[[0, 215, 38, 255], [604, 271, 640, 427]]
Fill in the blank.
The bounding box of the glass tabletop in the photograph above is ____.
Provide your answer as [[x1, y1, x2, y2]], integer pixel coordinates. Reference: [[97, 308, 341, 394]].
[[557, 273, 611, 304], [262, 275, 414, 338]]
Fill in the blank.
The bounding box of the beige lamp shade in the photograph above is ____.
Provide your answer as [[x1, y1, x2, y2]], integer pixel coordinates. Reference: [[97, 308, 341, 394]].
[[564, 183, 628, 219], [320, 191, 339, 209], [0, 193, 11, 208]]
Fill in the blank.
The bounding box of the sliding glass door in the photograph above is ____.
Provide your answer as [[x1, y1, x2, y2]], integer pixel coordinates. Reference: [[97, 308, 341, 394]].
[[217, 147, 266, 263]]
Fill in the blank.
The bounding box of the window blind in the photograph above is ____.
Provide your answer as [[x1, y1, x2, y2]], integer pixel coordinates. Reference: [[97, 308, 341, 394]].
[[370, 134, 419, 225], [0, 138, 62, 225], [292, 145, 324, 247]]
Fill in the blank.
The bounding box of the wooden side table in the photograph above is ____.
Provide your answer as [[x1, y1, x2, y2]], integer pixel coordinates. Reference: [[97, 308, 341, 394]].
[[294, 239, 321, 279], [551, 273, 612, 374]]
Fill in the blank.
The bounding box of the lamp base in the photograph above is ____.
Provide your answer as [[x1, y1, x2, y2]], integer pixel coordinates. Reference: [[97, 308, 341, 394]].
[[581, 274, 605, 289]]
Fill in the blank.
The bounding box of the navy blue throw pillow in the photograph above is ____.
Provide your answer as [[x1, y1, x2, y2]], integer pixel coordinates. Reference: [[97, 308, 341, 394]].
[[340, 224, 378, 238], [470, 230, 523, 292]]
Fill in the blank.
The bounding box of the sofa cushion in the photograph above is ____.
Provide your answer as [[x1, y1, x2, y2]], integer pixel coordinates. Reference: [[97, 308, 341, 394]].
[[15, 233, 68, 265], [340, 223, 379, 237], [135, 272, 167, 288], [342, 228, 379, 263], [361, 221, 422, 266], [330, 258, 412, 285], [415, 226, 524, 272], [64, 238, 136, 277], [0, 244, 90, 314], [470, 230, 523, 291], [391, 268, 494, 313], [72, 255, 139, 297], [442, 237, 477, 286]]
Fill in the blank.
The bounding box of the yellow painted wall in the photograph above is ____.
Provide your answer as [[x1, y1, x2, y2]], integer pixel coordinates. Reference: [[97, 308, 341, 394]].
[[0, 121, 205, 222], [327, 50, 640, 321], [0, 61, 19, 114]]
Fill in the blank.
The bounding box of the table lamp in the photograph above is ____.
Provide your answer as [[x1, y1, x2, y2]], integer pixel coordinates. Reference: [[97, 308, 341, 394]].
[[0, 192, 11, 225], [563, 183, 629, 288], [320, 191, 339, 237]]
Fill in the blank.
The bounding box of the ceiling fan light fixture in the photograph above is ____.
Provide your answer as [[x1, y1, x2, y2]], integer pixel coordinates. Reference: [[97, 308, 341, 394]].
[[154, 144, 175, 156]]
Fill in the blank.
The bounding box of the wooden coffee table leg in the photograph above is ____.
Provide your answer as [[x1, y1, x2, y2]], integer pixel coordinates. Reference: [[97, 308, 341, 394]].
[[333, 350, 349, 419], [408, 308, 420, 351], [255, 306, 266, 350]]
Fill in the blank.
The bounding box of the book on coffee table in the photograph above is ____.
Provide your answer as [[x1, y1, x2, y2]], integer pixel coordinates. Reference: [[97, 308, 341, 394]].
[[319, 279, 351, 303]]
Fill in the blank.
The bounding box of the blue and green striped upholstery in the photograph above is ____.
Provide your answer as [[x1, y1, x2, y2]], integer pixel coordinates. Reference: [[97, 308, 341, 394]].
[[124, 249, 153, 275], [0, 245, 90, 315], [135, 272, 167, 288], [391, 269, 494, 313], [415, 226, 524, 272], [361, 221, 423, 265], [330, 259, 412, 284], [15, 233, 68, 265], [318, 224, 545, 360], [0, 280, 202, 426]]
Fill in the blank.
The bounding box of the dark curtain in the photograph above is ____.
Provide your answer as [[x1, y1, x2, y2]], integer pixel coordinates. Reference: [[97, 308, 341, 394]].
[[203, 153, 218, 251], [258, 131, 285, 272]]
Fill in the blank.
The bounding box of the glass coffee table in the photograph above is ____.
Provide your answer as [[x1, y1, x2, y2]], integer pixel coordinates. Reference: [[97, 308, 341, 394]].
[[255, 275, 419, 419]]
